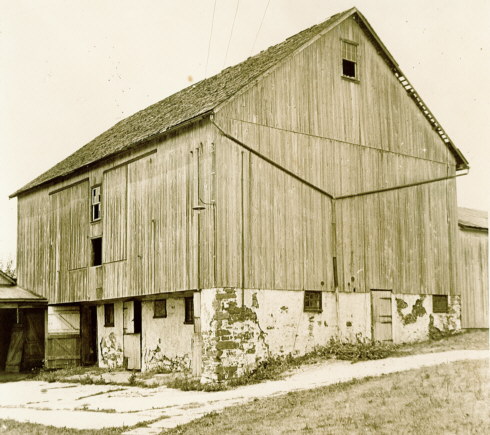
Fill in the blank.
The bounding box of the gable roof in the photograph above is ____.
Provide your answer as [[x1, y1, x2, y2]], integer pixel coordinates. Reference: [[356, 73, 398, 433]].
[[458, 207, 488, 231], [11, 7, 468, 198]]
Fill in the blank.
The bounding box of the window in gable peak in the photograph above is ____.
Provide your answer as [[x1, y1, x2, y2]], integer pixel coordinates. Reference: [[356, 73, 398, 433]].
[[341, 40, 359, 81]]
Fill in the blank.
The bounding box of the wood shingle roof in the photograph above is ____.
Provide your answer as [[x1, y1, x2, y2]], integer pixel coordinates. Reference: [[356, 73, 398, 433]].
[[11, 7, 468, 197]]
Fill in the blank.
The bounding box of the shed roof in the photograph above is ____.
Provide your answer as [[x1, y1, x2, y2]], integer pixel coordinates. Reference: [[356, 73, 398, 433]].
[[458, 207, 488, 231], [0, 270, 16, 286], [11, 7, 468, 198], [0, 285, 47, 303]]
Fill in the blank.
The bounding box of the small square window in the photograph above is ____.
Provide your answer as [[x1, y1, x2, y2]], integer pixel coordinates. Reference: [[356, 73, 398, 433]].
[[341, 40, 358, 79], [184, 296, 194, 324], [104, 303, 114, 327], [433, 295, 448, 314], [154, 299, 167, 318], [91, 237, 102, 266], [304, 291, 322, 313], [91, 186, 101, 222]]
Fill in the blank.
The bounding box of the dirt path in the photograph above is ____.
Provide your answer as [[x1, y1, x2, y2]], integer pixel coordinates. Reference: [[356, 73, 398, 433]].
[[0, 350, 487, 434]]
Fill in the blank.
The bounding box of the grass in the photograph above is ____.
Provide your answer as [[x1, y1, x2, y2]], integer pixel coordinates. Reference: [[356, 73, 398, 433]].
[[166, 358, 490, 434], [0, 417, 163, 435], [0, 420, 123, 434], [395, 328, 488, 356]]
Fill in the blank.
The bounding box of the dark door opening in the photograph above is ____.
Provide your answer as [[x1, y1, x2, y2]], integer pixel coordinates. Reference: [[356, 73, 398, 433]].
[[81, 305, 98, 365], [23, 309, 45, 370], [0, 309, 16, 371]]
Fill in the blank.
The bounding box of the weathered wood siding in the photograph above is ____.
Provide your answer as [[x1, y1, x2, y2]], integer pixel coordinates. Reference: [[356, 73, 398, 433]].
[[335, 179, 458, 294], [17, 121, 216, 303], [459, 228, 489, 328], [214, 16, 458, 294], [215, 138, 334, 290]]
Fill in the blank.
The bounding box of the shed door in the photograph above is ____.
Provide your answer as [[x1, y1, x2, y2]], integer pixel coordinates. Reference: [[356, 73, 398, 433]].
[[371, 290, 393, 342], [46, 306, 81, 368], [23, 309, 45, 369]]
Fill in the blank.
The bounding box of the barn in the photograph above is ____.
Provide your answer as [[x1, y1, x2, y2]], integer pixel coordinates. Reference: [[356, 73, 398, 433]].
[[458, 208, 488, 329], [10, 7, 469, 381]]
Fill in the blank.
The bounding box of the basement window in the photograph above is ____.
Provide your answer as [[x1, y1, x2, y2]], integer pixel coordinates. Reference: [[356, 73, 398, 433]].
[[304, 291, 322, 313], [433, 295, 449, 314], [154, 299, 167, 318], [91, 186, 101, 222], [341, 40, 358, 80], [91, 237, 102, 266], [184, 296, 194, 324], [104, 303, 114, 327]]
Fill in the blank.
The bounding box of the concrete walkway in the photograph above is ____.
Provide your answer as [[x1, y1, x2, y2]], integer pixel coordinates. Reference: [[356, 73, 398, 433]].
[[0, 350, 487, 434]]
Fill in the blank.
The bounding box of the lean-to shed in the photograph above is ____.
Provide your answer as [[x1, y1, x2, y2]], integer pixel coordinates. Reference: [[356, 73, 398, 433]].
[[458, 208, 488, 328]]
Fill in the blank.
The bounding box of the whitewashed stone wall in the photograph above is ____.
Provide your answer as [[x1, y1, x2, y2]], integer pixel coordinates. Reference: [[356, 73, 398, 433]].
[[141, 298, 194, 372], [97, 301, 124, 369], [393, 294, 461, 343]]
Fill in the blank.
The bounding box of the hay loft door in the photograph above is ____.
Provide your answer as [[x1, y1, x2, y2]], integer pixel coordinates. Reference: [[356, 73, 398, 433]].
[[371, 290, 393, 342]]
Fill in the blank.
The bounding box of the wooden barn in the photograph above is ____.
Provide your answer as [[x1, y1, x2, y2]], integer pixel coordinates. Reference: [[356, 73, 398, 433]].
[[0, 270, 46, 372], [458, 208, 488, 329], [10, 8, 469, 380]]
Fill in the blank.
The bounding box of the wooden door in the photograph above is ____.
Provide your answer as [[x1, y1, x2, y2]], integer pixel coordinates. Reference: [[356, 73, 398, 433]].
[[123, 301, 141, 370], [46, 306, 81, 368], [23, 309, 45, 370], [5, 324, 24, 373], [81, 306, 98, 365], [371, 290, 393, 342]]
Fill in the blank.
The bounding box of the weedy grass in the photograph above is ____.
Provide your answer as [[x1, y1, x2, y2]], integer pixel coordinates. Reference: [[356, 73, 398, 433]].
[[166, 359, 490, 435], [27, 330, 488, 392], [167, 336, 399, 391]]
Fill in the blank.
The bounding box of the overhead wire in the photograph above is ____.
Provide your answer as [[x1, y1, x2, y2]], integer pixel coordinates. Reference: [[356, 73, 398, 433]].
[[204, 0, 218, 78], [222, 0, 241, 69], [250, 0, 271, 56]]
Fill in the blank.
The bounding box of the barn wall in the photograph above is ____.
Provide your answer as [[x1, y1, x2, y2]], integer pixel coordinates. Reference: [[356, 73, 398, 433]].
[[213, 14, 459, 296], [458, 228, 489, 328], [215, 137, 334, 291], [97, 301, 124, 369], [336, 179, 458, 295], [215, 15, 456, 199], [141, 297, 194, 372], [393, 294, 461, 343], [17, 120, 217, 304]]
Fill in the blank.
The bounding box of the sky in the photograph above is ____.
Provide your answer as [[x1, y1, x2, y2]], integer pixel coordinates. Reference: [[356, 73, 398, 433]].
[[1, 0, 489, 263]]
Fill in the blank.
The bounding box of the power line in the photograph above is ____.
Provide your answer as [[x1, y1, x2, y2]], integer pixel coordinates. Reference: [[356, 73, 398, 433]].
[[223, 0, 240, 69], [204, 0, 218, 78], [250, 0, 271, 56]]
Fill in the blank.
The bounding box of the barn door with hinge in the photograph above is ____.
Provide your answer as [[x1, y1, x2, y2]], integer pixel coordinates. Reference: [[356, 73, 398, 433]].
[[371, 290, 393, 342], [123, 301, 141, 370]]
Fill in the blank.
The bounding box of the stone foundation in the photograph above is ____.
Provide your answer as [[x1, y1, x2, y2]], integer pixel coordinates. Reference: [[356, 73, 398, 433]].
[[93, 290, 461, 377], [393, 294, 461, 343]]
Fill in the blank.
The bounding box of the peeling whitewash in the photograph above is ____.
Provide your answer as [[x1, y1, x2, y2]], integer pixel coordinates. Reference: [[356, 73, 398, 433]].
[[199, 288, 461, 382], [97, 301, 124, 369], [393, 294, 461, 343], [50, 289, 461, 377], [141, 298, 193, 372]]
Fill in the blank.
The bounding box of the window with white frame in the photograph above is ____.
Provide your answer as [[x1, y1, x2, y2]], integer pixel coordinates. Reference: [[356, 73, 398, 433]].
[[341, 40, 358, 80], [91, 186, 101, 221]]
